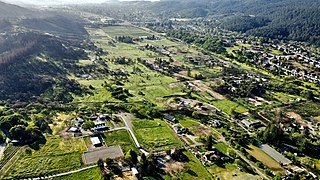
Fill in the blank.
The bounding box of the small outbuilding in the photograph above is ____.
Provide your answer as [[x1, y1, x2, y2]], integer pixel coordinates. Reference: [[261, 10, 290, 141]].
[[90, 137, 102, 147]]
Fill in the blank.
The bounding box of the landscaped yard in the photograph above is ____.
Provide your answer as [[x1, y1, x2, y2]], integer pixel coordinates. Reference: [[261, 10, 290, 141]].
[[3, 136, 87, 179], [132, 119, 183, 151], [100, 129, 137, 153], [246, 144, 283, 172]]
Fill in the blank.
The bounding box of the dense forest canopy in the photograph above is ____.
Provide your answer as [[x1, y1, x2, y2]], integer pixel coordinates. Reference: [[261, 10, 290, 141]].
[[121, 0, 320, 46]]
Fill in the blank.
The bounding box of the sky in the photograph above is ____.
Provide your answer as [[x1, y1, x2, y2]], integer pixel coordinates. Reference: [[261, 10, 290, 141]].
[[3, 0, 159, 5]]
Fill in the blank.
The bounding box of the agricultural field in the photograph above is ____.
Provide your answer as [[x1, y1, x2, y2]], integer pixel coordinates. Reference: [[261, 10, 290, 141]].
[[132, 119, 183, 151], [3, 136, 86, 179], [103, 26, 152, 38], [100, 130, 137, 153], [246, 144, 283, 172], [53, 167, 103, 180]]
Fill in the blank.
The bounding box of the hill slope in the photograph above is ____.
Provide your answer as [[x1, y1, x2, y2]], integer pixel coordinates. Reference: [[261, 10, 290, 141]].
[[142, 0, 320, 45], [0, 1, 34, 18]]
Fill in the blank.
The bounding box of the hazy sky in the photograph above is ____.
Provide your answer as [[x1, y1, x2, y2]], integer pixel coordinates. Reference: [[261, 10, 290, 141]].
[[3, 0, 159, 5]]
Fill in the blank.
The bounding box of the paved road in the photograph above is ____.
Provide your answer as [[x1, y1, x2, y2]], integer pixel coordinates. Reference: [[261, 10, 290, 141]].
[[119, 113, 149, 156], [0, 142, 6, 160], [186, 134, 203, 147], [29, 165, 97, 180], [234, 149, 270, 180]]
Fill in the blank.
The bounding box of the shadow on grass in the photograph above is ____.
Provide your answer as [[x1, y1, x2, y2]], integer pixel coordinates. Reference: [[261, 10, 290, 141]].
[[29, 137, 47, 150], [186, 169, 198, 177]]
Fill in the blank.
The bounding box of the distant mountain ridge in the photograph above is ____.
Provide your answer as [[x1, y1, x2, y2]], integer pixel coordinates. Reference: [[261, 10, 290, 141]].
[[140, 0, 320, 45], [0, 1, 35, 18]]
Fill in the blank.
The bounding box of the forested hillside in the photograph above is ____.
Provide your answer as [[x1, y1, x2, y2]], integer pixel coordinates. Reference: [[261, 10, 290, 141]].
[[142, 0, 320, 45], [0, 32, 88, 101]]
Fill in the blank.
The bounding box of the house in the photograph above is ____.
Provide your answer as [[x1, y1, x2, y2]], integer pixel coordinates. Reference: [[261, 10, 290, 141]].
[[69, 127, 80, 133], [242, 119, 263, 129], [131, 167, 139, 178], [212, 120, 222, 128], [90, 137, 102, 147], [172, 124, 187, 135], [164, 114, 177, 123], [94, 123, 109, 132], [99, 114, 110, 121]]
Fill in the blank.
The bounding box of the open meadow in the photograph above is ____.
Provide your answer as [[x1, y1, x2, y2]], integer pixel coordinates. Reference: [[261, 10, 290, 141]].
[[3, 136, 87, 179], [132, 119, 183, 151]]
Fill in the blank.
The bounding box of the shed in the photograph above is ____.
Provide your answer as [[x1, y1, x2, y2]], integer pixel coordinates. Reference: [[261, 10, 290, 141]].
[[90, 137, 102, 147]]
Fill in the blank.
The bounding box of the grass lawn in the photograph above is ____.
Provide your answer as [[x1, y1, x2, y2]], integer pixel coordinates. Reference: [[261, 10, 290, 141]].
[[75, 79, 118, 103], [178, 117, 201, 128], [211, 99, 248, 115], [100, 130, 137, 153], [53, 167, 103, 180], [176, 150, 212, 179], [213, 142, 229, 155], [132, 119, 182, 151], [246, 144, 283, 172], [4, 136, 87, 179]]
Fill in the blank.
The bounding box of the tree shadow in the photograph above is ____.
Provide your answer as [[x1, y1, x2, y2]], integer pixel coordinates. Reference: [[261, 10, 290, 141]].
[[186, 169, 198, 177], [29, 137, 47, 150]]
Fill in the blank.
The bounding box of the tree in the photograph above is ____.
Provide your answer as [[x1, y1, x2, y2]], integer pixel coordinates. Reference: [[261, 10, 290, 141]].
[[97, 158, 104, 171], [82, 120, 95, 130], [130, 150, 138, 164], [0, 130, 5, 144], [206, 135, 213, 150], [125, 149, 138, 166]]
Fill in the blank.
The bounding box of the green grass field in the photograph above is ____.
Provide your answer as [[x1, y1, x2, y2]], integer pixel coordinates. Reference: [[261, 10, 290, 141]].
[[4, 136, 87, 179], [211, 99, 248, 115], [103, 26, 152, 38], [178, 117, 201, 128], [100, 129, 137, 153], [213, 142, 229, 155], [132, 119, 182, 151], [208, 163, 259, 180], [53, 167, 103, 180], [178, 151, 212, 179], [246, 144, 283, 172]]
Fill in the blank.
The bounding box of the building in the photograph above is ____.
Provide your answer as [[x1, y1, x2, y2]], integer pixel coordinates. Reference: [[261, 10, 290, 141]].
[[212, 120, 222, 128], [242, 119, 263, 129], [94, 123, 109, 132], [90, 137, 102, 147], [69, 127, 80, 133], [164, 114, 177, 123]]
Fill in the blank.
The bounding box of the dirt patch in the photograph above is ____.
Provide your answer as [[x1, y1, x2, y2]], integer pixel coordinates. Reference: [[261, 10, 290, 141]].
[[114, 171, 134, 180], [191, 80, 225, 100], [286, 112, 305, 126], [164, 161, 186, 174], [191, 124, 212, 136]]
